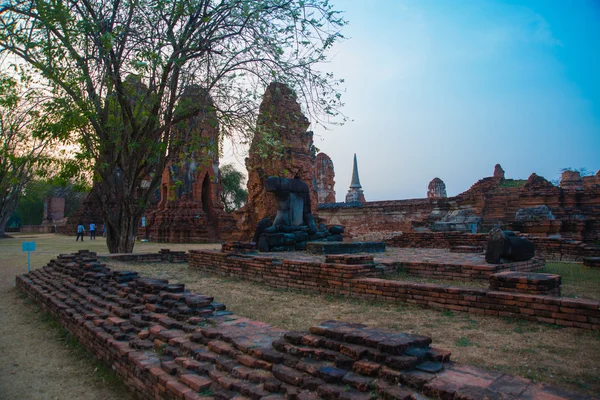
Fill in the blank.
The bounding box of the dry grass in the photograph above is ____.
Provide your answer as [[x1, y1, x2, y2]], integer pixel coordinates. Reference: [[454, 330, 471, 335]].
[[540, 262, 600, 300], [109, 260, 600, 396]]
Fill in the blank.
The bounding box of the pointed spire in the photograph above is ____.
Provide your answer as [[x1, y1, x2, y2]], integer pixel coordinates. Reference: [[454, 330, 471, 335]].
[[346, 153, 366, 203], [350, 153, 362, 189]]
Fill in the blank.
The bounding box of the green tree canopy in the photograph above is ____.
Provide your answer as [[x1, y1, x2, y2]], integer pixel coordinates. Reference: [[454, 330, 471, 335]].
[[0, 70, 58, 237], [0, 0, 347, 252], [219, 163, 247, 212]]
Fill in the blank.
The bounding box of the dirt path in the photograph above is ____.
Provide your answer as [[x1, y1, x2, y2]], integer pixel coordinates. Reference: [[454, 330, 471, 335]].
[[0, 235, 132, 399], [0, 234, 218, 399]]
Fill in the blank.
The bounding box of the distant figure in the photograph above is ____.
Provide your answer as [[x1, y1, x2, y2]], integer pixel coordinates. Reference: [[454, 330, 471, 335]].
[[76, 222, 85, 242], [89, 222, 96, 240], [103, 224, 106, 238]]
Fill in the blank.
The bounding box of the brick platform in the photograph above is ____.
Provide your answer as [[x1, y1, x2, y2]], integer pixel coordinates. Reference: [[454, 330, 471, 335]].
[[584, 257, 600, 268], [266, 248, 544, 282], [190, 249, 600, 330], [16, 251, 596, 400], [489, 272, 561, 296]]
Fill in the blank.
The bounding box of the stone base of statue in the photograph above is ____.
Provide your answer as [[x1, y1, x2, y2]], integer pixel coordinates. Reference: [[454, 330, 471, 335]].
[[485, 227, 535, 264], [258, 225, 344, 252]]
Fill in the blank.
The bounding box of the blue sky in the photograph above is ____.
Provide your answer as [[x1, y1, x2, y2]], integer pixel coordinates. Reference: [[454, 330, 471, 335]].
[[224, 0, 600, 201]]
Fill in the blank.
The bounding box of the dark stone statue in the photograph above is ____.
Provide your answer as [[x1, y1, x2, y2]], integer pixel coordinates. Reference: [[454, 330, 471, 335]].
[[255, 176, 344, 251], [485, 227, 535, 264], [264, 176, 318, 234]]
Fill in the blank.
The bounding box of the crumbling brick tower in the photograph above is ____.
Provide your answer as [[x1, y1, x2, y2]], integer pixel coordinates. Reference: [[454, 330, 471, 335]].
[[144, 85, 235, 242], [235, 82, 318, 240]]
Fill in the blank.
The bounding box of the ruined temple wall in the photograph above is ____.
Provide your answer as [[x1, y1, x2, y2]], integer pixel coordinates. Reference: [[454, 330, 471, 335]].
[[318, 173, 600, 242], [318, 199, 438, 239]]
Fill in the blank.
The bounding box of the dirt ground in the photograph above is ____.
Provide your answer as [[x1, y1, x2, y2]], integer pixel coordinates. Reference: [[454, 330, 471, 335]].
[[0, 234, 218, 399]]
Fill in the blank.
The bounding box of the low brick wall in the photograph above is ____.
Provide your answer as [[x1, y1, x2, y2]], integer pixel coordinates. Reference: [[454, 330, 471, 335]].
[[351, 279, 599, 330], [387, 258, 543, 281], [386, 232, 600, 261], [99, 249, 188, 263], [19, 225, 56, 233], [189, 250, 600, 330], [188, 250, 382, 294]]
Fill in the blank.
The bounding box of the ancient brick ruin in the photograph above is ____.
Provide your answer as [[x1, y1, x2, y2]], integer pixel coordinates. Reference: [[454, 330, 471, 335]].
[[234, 82, 319, 240], [143, 86, 236, 243], [56, 186, 104, 235], [17, 251, 594, 399], [427, 178, 447, 199], [319, 164, 600, 243], [314, 153, 336, 204]]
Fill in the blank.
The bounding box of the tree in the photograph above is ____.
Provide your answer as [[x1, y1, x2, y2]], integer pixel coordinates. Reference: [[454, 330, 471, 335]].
[[0, 72, 55, 237], [219, 163, 247, 212], [0, 0, 347, 252], [8, 178, 87, 227]]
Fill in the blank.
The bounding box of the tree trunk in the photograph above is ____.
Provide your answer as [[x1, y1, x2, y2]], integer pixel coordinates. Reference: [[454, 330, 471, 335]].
[[0, 220, 9, 238], [97, 180, 144, 254], [0, 190, 20, 238]]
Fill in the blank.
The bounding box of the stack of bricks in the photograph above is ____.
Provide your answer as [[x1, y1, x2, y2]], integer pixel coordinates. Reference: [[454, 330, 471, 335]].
[[16, 252, 591, 399], [324, 254, 374, 265], [489, 272, 561, 296], [221, 242, 257, 254]]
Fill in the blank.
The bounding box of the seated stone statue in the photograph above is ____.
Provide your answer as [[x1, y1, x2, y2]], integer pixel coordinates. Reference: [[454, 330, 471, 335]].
[[255, 176, 343, 251], [264, 176, 318, 234], [485, 227, 535, 264]]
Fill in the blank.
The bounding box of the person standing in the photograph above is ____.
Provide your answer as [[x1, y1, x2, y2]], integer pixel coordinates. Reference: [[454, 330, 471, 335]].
[[89, 222, 96, 240], [76, 222, 85, 242]]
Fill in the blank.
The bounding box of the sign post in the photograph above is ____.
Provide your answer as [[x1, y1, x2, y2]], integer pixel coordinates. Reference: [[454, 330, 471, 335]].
[[22, 242, 36, 272]]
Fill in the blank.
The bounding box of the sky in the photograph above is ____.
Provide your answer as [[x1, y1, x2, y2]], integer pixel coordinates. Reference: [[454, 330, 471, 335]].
[[223, 0, 600, 202]]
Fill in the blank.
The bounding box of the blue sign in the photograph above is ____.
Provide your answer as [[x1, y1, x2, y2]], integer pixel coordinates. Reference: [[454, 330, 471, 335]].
[[22, 241, 36, 272], [22, 242, 36, 252]]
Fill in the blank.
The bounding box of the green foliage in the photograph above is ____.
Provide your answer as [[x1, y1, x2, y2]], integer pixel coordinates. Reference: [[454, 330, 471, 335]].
[[10, 178, 87, 226], [219, 164, 248, 212], [0, 70, 59, 234], [455, 336, 473, 347], [499, 179, 527, 188]]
